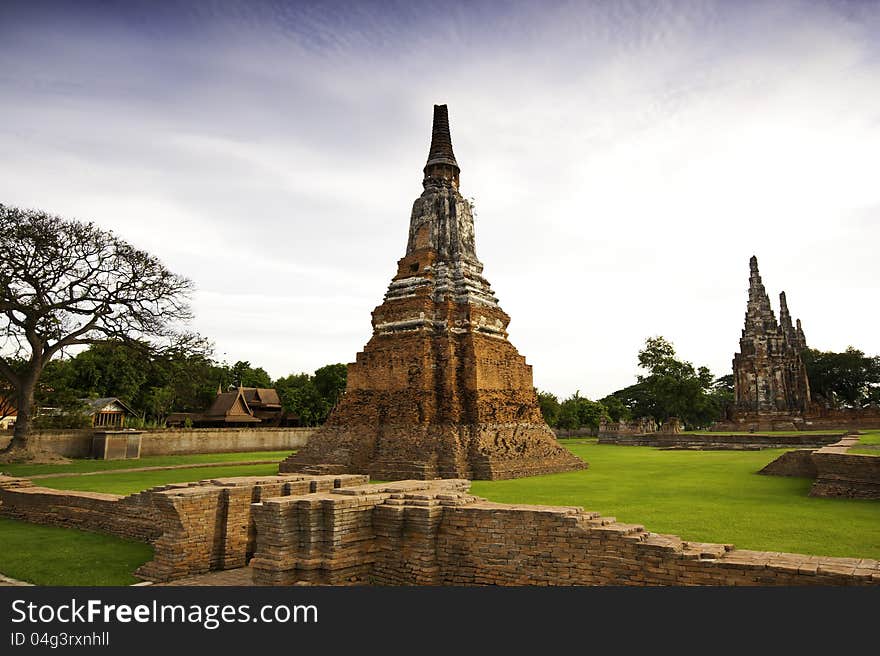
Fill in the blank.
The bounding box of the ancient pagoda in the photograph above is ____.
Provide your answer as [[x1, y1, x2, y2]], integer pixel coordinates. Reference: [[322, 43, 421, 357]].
[[730, 255, 811, 429], [281, 105, 585, 480]]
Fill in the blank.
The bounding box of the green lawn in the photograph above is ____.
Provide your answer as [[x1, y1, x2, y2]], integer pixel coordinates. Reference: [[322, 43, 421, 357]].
[[851, 429, 880, 456], [1, 450, 294, 478], [858, 431, 880, 446], [471, 440, 880, 560], [0, 518, 153, 586], [38, 462, 282, 495]]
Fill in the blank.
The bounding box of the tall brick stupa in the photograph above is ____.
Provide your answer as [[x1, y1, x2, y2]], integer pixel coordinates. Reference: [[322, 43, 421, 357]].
[[730, 256, 811, 428], [280, 105, 586, 480]]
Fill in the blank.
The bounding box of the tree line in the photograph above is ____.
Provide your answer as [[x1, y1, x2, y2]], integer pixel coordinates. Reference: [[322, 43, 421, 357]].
[[537, 336, 732, 431], [537, 337, 880, 431], [10, 343, 348, 429]]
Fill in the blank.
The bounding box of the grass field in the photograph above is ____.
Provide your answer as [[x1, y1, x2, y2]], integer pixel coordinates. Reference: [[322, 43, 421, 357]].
[[0, 450, 294, 477], [0, 518, 153, 585], [471, 440, 880, 560], [36, 462, 283, 495], [851, 430, 880, 456]]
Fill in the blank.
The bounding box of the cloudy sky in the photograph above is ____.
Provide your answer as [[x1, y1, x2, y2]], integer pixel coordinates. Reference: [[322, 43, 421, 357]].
[[1, 0, 878, 399]]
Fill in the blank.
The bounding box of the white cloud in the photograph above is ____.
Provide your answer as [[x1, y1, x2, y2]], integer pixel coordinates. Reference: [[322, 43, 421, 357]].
[[1, 0, 878, 397]]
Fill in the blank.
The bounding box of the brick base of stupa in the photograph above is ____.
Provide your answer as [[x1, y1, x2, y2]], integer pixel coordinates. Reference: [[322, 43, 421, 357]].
[[280, 421, 586, 480]]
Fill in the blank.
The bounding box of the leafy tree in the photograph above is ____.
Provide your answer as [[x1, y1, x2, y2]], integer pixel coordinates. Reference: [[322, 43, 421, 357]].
[[803, 347, 880, 408], [608, 336, 723, 429], [556, 399, 580, 430], [228, 360, 272, 389], [556, 392, 609, 431], [598, 394, 631, 422], [0, 204, 194, 451], [65, 342, 150, 404], [28, 339, 214, 426], [313, 363, 347, 408], [537, 390, 561, 427], [274, 373, 328, 426]]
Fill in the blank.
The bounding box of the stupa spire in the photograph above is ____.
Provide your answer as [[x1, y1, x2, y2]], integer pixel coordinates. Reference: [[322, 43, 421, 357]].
[[779, 291, 795, 344], [423, 104, 460, 188], [744, 255, 778, 335]]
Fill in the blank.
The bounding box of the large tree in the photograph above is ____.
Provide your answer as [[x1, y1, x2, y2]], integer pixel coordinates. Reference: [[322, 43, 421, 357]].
[[0, 204, 193, 451], [609, 336, 725, 429], [803, 347, 880, 408]]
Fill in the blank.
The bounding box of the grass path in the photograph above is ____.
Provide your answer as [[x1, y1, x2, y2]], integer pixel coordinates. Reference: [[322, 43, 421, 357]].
[[27, 458, 282, 479], [37, 462, 282, 495], [1, 450, 294, 477], [471, 440, 880, 560]]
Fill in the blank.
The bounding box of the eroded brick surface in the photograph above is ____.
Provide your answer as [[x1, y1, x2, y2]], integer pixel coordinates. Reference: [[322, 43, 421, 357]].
[[251, 479, 880, 587]]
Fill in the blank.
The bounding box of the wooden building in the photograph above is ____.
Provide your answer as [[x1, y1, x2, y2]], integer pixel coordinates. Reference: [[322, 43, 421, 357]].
[[82, 398, 136, 428], [166, 387, 298, 428]]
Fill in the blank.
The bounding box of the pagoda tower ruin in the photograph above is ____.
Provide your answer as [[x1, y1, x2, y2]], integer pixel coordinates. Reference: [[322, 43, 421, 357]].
[[731, 256, 811, 427], [281, 105, 586, 480]]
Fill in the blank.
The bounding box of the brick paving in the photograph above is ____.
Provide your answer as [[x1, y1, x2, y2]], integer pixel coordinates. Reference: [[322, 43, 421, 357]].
[[149, 566, 256, 586]]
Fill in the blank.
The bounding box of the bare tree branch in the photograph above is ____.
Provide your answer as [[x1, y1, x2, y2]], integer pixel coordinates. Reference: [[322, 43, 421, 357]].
[[0, 203, 194, 450]]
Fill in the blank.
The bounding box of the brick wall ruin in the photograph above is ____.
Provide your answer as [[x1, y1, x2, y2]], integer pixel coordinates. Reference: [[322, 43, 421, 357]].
[[757, 449, 818, 477], [810, 437, 880, 499], [250, 478, 880, 586], [3, 470, 878, 585], [598, 432, 843, 449], [759, 435, 880, 499], [0, 476, 162, 542], [0, 473, 367, 582]]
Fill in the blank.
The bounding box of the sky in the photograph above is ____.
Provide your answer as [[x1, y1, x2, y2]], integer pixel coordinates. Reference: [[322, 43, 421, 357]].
[[1, 0, 878, 399]]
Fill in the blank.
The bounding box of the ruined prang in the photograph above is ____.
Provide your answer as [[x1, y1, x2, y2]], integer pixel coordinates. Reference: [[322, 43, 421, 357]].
[[730, 256, 811, 427], [280, 105, 586, 480]]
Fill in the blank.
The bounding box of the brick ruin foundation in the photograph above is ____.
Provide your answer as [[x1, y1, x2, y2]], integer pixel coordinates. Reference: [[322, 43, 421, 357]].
[[760, 435, 880, 499], [598, 432, 844, 449], [2, 468, 877, 584], [249, 478, 880, 586], [0, 473, 368, 582], [280, 105, 584, 480]]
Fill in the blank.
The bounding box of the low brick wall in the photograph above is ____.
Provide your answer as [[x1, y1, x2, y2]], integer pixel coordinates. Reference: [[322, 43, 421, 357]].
[[0, 476, 161, 542], [598, 432, 843, 450], [140, 428, 313, 456], [0, 430, 94, 458], [759, 436, 880, 499], [810, 436, 880, 499], [135, 473, 368, 581], [0, 472, 367, 582], [250, 479, 880, 586], [758, 450, 818, 478], [0, 427, 315, 458], [4, 471, 878, 586]]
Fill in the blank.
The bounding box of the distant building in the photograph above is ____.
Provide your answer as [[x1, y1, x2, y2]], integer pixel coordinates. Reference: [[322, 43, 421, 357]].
[[0, 398, 16, 430], [166, 387, 298, 428], [82, 398, 137, 428], [240, 388, 284, 423]]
